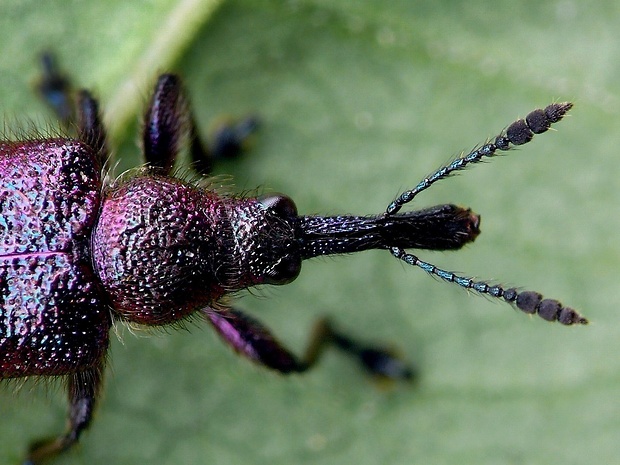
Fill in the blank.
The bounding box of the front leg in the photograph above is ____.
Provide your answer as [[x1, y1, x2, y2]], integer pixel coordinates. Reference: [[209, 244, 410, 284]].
[[25, 363, 105, 465], [143, 74, 259, 176], [142, 74, 196, 174], [204, 307, 413, 380]]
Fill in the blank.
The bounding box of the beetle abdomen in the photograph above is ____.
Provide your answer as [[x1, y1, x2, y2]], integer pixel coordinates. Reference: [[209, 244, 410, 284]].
[[0, 139, 110, 377]]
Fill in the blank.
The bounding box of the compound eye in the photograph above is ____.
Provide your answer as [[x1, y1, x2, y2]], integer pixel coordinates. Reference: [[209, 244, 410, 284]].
[[258, 194, 298, 217], [263, 254, 302, 285]]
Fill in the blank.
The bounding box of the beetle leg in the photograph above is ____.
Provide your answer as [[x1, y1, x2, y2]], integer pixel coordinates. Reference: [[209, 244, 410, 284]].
[[203, 115, 260, 164], [76, 90, 108, 166], [142, 74, 194, 175], [25, 363, 104, 465], [143, 74, 259, 176], [204, 307, 414, 381], [36, 52, 74, 125], [36, 53, 108, 167]]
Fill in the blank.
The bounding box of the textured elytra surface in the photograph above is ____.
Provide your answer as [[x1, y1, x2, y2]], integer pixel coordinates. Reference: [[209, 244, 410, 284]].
[[0, 139, 110, 377]]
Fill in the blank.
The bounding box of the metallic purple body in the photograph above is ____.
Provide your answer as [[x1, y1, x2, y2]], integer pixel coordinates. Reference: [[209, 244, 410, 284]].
[[91, 175, 274, 325], [0, 139, 108, 376], [0, 136, 302, 376]]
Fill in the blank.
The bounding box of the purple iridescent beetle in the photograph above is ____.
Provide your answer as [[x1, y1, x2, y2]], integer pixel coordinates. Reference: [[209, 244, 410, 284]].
[[1, 55, 587, 464]]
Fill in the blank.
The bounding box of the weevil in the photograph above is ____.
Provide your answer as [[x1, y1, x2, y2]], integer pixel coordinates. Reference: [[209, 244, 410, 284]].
[[1, 55, 587, 464]]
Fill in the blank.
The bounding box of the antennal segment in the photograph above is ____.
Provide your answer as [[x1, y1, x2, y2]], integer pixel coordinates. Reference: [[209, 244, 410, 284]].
[[386, 102, 573, 216], [389, 247, 587, 325]]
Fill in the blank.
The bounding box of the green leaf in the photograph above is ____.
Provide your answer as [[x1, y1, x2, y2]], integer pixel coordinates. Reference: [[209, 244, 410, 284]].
[[1, 1, 619, 464]]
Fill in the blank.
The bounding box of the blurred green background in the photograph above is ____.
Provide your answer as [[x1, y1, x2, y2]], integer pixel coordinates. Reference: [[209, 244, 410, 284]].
[[0, 1, 618, 464]]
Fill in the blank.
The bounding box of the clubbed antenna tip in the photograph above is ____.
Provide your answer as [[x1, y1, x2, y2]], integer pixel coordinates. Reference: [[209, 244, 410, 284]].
[[503, 289, 588, 326], [505, 102, 573, 146], [547, 102, 573, 123]]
